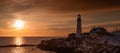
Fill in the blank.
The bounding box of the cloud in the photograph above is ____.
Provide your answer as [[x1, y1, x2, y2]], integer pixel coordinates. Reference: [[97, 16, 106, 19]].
[[0, 0, 32, 29], [4, 0, 119, 14], [20, 0, 120, 13], [83, 10, 120, 24], [0, 13, 15, 29], [0, 0, 119, 14]]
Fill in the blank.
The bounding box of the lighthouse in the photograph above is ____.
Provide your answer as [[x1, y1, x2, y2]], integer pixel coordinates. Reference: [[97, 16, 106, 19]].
[[76, 14, 82, 37]]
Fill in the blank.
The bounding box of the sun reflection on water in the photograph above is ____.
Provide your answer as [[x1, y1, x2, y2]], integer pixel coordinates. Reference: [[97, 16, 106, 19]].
[[14, 37, 23, 46], [12, 47, 24, 53]]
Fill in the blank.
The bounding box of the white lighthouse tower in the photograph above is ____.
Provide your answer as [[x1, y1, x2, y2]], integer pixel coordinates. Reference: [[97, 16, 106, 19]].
[[76, 14, 82, 37]]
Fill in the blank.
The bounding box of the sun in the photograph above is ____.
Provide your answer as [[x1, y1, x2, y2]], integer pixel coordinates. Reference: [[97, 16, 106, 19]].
[[13, 20, 25, 30]]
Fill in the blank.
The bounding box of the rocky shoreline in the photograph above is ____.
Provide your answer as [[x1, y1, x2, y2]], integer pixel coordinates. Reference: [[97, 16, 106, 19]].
[[37, 33, 120, 53]]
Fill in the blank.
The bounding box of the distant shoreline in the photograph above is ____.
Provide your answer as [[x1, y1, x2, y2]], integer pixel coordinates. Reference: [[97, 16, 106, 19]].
[[0, 44, 37, 48]]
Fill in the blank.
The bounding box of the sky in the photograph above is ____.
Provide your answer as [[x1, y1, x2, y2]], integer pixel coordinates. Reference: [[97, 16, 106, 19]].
[[0, 0, 120, 37]]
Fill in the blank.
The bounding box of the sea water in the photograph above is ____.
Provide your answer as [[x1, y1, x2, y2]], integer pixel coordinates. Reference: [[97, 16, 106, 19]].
[[0, 37, 53, 53]]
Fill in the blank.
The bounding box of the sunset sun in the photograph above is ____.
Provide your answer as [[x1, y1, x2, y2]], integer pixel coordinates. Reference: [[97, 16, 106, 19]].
[[13, 20, 25, 30]]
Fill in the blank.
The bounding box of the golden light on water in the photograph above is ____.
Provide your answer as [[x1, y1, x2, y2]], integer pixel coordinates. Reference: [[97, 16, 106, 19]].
[[14, 37, 23, 46], [13, 47, 24, 53], [13, 20, 25, 30]]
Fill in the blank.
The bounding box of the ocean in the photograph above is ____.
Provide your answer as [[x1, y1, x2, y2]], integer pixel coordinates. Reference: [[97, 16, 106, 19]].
[[0, 37, 55, 53]]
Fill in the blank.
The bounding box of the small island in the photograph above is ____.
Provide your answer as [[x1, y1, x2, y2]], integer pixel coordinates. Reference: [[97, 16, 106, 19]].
[[0, 44, 36, 47], [37, 14, 120, 53]]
